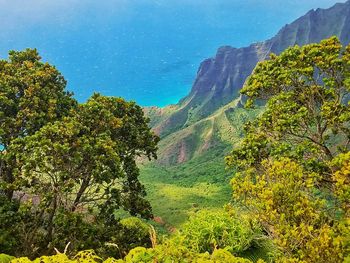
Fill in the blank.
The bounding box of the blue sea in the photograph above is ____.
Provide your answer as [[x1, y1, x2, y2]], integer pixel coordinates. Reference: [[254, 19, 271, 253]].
[[0, 0, 345, 106]]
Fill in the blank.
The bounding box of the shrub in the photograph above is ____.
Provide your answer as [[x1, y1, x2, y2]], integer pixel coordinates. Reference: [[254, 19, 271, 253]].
[[0, 254, 14, 263], [113, 217, 152, 257], [179, 210, 255, 254], [7, 249, 255, 263]]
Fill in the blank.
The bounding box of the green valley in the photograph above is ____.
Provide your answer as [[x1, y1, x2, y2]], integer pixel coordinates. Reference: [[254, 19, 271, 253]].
[[141, 101, 262, 227]]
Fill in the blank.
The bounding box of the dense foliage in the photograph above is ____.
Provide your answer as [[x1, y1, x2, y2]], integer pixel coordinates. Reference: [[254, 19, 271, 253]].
[[2, 210, 264, 262], [0, 50, 159, 257], [227, 37, 350, 262], [179, 210, 255, 254], [6, 249, 256, 263], [0, 48, 76, 199]]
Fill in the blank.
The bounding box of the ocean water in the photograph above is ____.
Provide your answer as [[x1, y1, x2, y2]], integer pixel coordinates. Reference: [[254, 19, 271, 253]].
[[0, 0, 345, 106]]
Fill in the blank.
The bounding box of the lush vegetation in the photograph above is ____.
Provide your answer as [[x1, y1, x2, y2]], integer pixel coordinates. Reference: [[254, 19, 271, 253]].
[[0, 49, 159, 257], [227, 36, 350, 262], [140, 101, 261, 227], [1, 37, 350, 262], [2, 210, 267, 263], [140, 150, 232, 227]]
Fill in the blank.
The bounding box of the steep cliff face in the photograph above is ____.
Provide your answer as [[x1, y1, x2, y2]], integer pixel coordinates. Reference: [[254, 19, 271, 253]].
[[145, 0, 350, 166], [152, 0, 350, 140]]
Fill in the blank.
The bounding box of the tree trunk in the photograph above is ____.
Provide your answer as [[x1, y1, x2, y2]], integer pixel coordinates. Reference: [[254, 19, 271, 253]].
[[71, 178, 89, 212], [46, 194, 57, 245]]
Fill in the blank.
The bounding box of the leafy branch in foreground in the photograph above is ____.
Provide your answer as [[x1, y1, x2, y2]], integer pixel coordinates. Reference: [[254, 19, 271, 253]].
[[227, 37, 350, 262]]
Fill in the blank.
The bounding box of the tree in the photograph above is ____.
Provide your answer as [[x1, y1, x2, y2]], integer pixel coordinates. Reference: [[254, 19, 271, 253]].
[[0, 49, 159, 256], [7, 94, 159, 255], [231, 158, 349, 262], [239, 36, 349, 162], [226, 37, 350, 262], [0, 49, 76, 199]]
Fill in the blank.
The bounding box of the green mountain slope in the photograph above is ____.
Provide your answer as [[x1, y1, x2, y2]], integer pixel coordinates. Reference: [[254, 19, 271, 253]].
[[141, 103, 261, 227], [150, 0, 350, 140], [155, 98, 260, 165]]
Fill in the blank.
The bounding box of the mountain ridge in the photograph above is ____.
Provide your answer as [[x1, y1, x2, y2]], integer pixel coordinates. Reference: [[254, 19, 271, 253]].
[[145, 0, 350, 165]]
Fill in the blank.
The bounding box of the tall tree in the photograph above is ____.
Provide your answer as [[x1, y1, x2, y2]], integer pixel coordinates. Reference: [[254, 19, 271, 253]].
[[7, 94, 159, 254], [0, 49, 76, 198]]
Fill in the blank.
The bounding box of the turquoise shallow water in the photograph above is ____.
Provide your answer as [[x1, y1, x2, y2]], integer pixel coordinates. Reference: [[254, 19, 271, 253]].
[[0, 0, 344, 106]]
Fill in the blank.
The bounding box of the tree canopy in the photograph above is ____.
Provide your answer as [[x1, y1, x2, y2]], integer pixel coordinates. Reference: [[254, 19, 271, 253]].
[[227, 37, 350, 262], [0, 48, 76, 199], [0, 49, 159, 257], [0, 48, 76, 148]]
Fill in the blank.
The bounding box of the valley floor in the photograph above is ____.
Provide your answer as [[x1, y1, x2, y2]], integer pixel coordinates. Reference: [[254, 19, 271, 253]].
[[140, 158, 232, 228]]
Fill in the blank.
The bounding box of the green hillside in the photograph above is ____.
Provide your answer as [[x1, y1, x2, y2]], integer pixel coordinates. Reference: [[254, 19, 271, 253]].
[[141, 102, 262, 227]]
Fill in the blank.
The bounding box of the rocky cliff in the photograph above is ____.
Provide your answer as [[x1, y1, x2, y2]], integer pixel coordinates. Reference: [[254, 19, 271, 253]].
[[152, 0, 350, 139], [147, 0, 350, 165]]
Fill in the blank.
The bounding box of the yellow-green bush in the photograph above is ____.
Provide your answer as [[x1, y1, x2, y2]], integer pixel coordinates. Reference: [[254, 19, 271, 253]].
[[120, 217, 151, 245], [105, 217, 152, 257], [0, 254, 14, 263], [9, 251, 121, 263], [9, 249, 255, 263], [123, 246, 255, 262], [178, 210, 256, 254]]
